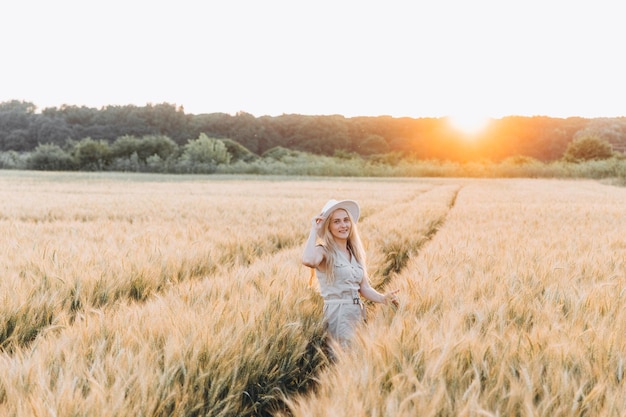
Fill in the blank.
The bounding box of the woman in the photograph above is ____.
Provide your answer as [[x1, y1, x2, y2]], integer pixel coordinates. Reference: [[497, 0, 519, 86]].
[[302, 199, 399, 347]]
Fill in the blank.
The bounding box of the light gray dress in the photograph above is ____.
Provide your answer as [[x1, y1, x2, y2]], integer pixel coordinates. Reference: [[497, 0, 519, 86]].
[[316, 250, 365, 346]]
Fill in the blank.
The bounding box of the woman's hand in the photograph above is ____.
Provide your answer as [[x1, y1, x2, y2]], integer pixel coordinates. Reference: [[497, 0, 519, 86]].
[[383, 289, 400, 307], [311, 216, 325, 234], [359, 279, 400, 307]]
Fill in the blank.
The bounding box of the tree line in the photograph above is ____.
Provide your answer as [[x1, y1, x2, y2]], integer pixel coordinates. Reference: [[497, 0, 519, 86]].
[[1, 99, 625, 165]]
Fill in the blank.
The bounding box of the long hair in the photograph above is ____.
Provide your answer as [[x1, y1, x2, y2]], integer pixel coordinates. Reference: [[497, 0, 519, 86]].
[[318, 208, 368, 283]]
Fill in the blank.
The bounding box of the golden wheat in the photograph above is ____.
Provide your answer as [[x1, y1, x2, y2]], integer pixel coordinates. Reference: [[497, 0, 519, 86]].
[[1, 172, 624, 416]]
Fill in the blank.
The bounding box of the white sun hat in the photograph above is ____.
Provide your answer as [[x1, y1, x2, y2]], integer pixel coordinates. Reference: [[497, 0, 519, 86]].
[[319, 199, 360, 223]]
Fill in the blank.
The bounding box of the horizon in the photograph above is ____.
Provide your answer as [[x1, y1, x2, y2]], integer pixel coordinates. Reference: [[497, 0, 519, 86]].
[[6, 98, 624, 121]]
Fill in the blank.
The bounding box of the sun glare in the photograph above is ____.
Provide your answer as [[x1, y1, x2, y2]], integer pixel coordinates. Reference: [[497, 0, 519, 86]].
[[447, 114, 491, 137]]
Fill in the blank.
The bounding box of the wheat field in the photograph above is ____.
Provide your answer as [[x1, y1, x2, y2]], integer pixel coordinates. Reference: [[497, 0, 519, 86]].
[[1, 171, 625, 416]]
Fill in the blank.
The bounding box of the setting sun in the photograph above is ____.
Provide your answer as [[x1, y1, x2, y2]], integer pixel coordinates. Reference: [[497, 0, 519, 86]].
[[447, 114, 492, 137]]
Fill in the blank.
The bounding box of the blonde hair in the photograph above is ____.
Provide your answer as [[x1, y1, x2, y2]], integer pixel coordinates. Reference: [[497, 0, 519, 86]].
[[315, 208, 368, 284]]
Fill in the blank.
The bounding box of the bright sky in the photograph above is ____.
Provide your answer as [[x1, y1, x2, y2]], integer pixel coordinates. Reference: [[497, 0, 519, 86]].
[[2, 0, 625, 123]]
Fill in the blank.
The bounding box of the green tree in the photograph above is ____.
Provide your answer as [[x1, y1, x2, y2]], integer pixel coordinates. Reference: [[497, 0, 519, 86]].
[[111, 135, 142, 160], [139, 103, 189, 144], [178, 134, 231, 170], [2, 129, 31, 151], [220, 138, 258, 162], [111, 134, 178, 164], [188, 112, 234, 142], [138, 135, 178, 162], [562, 134, 614, 162], [262, 146, 294, 160], [0, 150, 28, 169], [296, 116, 350, 155], [358, 134, 390, 155], [229, 111, 260, 152], [72, 137, 112, 170], [29, 116, 72, 147], [0, 100, 36, 113], [0, 101, 37, 151], [27, 143, 75, 171]]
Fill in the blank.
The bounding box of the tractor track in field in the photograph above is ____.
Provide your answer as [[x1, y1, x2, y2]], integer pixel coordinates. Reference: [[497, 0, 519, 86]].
[[372, 184, 462, 292]]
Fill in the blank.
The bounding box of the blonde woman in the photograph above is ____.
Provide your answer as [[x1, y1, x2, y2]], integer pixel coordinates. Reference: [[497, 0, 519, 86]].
[[302, 199, 399, 347]]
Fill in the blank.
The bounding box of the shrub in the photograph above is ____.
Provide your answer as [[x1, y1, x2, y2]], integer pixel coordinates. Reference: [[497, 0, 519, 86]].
[[111, 135, 178, 164], [72, 138, 112, 171], [137, 135, 178, 162], [145, 154, 165, 172], [0, 151, 28, 169], [110, 135, 141, 160], [110, 152, 141, 172], [367, 151, 406, 166], [27, 143, 75, 171], [175, 134, 231, 173], [220, 138, 258, 163], [333, 149, 360, 160], [501, 155, 542, 165], [562, 135, 614, 162], [262, 146, 295, 160]]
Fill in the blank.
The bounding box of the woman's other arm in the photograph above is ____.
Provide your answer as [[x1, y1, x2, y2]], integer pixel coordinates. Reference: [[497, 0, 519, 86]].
[[302, 217, 325, 268], [359, 278, 399, 306]]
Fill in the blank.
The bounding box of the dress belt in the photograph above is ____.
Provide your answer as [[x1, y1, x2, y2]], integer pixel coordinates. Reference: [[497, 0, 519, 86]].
[[324, 297, 361, 305]]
